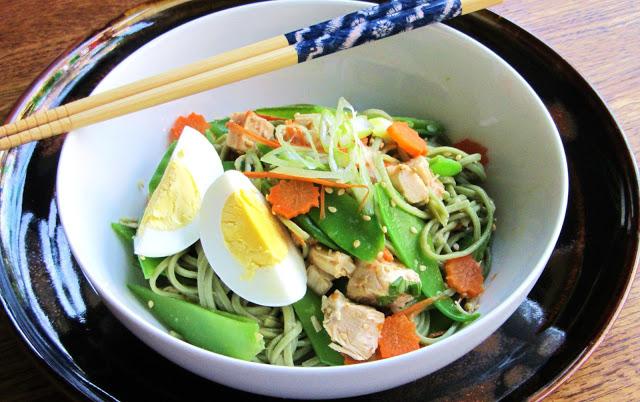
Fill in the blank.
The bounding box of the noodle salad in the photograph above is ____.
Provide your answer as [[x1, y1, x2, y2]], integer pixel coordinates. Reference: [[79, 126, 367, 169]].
[[113, 98, 495, 366]]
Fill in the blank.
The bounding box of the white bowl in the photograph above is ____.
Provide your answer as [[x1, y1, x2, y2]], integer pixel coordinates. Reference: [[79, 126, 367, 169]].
[[56, 0, 568, 398]]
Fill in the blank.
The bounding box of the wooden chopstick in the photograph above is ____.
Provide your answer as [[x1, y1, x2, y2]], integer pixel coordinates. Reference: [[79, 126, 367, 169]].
[[0, 0, 501, 150], [0, 0, 427, 139]]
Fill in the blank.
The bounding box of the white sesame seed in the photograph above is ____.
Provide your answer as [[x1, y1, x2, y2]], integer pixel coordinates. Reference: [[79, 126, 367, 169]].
[[382, 226, 388, 233], [419, 265, 427, 271], [325, 187, 333, 194], [492, 223, 497, 231], [377, 251, 384, 259], [353, 240, 361, 248], [362, 215, 371, 221], [410, 226, 418, 234], [452, 243, 460, 250], [147, 300, 154, 309], [455, 154, 462, 161], [338, 189, 345, 196], [391, 200, 397, 208], [139, 255, 146, 261], [328, 206, 337, 213]]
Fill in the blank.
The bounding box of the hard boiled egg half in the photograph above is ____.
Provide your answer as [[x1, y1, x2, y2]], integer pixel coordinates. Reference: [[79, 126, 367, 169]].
[[199, 171, 306, 306], [134, 126, 223, 257]]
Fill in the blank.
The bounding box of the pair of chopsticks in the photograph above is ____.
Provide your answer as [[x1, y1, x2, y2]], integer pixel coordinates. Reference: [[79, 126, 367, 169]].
[[0, 0, 501, 150]]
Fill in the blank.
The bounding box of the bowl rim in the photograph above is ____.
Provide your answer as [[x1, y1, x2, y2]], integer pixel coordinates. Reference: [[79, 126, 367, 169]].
[[55, 0, 569, 374]]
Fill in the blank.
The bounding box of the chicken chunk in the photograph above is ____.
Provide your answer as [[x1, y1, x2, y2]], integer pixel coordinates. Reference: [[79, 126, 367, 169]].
[[321, 290, 385, 361], [406, 156, 445, 199], [346, 259, 421, 308], [386, 164, 429, 204], [226, 111, 275, 153], [308, 245, 356, 278], [306, 264, 333, 296]]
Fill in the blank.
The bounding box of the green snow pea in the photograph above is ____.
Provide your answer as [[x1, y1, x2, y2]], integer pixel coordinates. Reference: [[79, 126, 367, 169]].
[[208, 117, 230, 138], [149, 141, 177, 194], [222, 161, 236, 171], [292, 214, 339, 250], [129, 284, 264, 361], [393, 116, 445, 137], [308, 191, 384, 261], [292, 289, 343, 366], [429, 155, 462, 177], [374, 184, 478, 322], [111, 223, 162, 279], [254, 104, 333, 120]]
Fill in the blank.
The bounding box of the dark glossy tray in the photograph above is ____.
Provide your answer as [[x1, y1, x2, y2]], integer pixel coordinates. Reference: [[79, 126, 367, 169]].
[[1, 1, 638, 401]]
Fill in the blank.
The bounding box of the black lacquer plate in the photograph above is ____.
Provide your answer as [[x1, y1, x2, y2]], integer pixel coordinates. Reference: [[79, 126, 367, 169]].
[[1, 1, 638, 401]]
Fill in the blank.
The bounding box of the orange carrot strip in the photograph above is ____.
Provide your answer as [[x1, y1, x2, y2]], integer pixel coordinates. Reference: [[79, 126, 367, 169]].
[[343, 349, 381, 365], [378, 314, 421, 359], [243, 171, 366, 189], [382, 248, 394, 262], [226, 121, 281, 148], [169, 112, 208, 142], [444, 255, 484, 298], [319, 185, 326, 220], [395, 294, 445, 318], [387, 121, 428, 157], [266, 180, 320, 219]]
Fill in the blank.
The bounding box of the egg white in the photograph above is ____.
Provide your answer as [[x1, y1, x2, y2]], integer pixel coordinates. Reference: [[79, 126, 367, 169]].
[[199, 170, 307, 307], [134, 126, 223, 257]]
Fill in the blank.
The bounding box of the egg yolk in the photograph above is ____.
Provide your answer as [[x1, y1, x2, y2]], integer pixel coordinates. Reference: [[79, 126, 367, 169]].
[[140, 159, 200, 231], [221, 189, 288, 277]]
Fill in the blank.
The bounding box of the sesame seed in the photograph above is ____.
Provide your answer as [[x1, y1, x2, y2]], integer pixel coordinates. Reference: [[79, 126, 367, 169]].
[[328, 206, 337, 213], [419, 265, 427, 271], [391, 200, 397, 208], [455, 154, 462, 161], [382, 226, 388, 233], [492, 223, 497, 231], [410, 226, 418, 234], [140, 255, 146, 261], [338, 189, 345, 196], [377, 251, 384, 259], [353, 240, 361, 248], [362, 215, 371, 221], [325, 187, 334, 194], [452, 243, 460, 250], [147, 300, 154, 309]]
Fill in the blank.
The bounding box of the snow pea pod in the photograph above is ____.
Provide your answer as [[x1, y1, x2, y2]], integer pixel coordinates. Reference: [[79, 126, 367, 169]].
[[374, 184, 478, 322], [129, 284, 264, 361], [208, 117, 229, 138], [308, 191, 384, 262], [254, 104, 333, 120], [393, 116, 445, 137], [292, 288, 343, 366], [149, 141, 177, 194], [111, 222, 161, 279], [292, 214, 339, 250]]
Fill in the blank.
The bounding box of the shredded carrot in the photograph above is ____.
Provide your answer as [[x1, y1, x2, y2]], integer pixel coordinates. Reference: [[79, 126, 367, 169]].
[[255, 112, 282, 121], [444, 255, 484, 298], [452, 138, 489, 165], [382, 248, 394, 262], [395, 294, 445, 318], [284, 124, 309, 146], [319, 185, 326, 220], [378, 314, 421, 359], [243, 171, 366, 189], [266, 180, 320, 219], [343, 349, 381, 365], [226, 121, 281, 148], [387, 121, 428, 157], [169, 112, 209, 141]]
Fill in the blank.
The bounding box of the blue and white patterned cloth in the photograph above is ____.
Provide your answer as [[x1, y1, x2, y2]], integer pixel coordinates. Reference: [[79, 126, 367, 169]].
[[290, 0, 462, 62]]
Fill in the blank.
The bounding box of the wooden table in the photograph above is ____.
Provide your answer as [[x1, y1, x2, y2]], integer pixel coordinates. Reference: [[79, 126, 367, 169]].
[[0, 0, 638, 400]]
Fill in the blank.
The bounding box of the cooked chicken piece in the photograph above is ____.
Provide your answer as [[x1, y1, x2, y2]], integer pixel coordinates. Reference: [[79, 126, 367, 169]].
[[308, 245, 356, 278], [226, 111, 275, 153], [321, 290, 385, 361], [386, 164, 430, 204], [293, 113, 317, 130], [406, 156, 446, 199], [389, 294, 415, 314], [346, 259, 421, 308], [306, 264, 333, 296]]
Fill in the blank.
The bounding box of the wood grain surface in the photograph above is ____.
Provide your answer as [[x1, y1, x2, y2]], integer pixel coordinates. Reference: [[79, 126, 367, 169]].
[[0, 0, 638, 401]]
